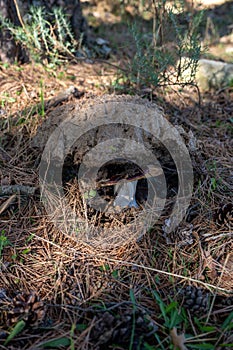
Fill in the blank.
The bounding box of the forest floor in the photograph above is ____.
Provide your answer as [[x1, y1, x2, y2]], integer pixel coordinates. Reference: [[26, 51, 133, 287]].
[[0, 0, 232, 349]]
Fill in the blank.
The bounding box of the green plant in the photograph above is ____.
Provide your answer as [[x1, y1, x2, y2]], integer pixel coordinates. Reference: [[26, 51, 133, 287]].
[[38, 323, 87, 349], [4, 320, 26, 346], [152, 291, 184, 329], [39, 80, 45, 117], [150, 290, 233, 349], [129, 289, 137, 350], [118, 0, 203, 89], [0, 6, 80, 65], [70, 323, 76, 350], [1, 92, 16, 106], [0, 230, 11, 259], [1, 62, 10, 69], [40, 337, 71, 348]]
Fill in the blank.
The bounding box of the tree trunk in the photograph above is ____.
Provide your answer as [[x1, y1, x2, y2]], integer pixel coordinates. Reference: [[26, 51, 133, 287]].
[[0, 0, 87, 63]]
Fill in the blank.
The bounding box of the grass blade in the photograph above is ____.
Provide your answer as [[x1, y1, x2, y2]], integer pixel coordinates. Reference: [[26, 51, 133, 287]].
[[4, 320, 26, 346]]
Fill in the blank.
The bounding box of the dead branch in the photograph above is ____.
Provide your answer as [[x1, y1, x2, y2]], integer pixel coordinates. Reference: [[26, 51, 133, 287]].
[[0, 185, 37, 196]]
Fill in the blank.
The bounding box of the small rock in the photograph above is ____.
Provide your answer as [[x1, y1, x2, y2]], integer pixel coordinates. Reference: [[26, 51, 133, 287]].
[[180, 58, 233, 91]]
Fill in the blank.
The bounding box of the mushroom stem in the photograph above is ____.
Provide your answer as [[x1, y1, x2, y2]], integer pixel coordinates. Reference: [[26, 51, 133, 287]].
[[113, 180, 139, 209]]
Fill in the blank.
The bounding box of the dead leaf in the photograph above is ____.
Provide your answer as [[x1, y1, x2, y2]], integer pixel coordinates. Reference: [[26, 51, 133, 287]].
[[192, 231, 217, 280], [219, 253, 233, 288], [203, 248, 218, 280], [170, 327, 188, 350]]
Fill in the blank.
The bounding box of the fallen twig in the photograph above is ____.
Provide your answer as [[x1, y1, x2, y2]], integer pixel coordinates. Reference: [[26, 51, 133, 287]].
[[0, 146, 12, 162], [0, 194, 16, 215], [45, 86, 84, 110], [0, 185, 37, 196]]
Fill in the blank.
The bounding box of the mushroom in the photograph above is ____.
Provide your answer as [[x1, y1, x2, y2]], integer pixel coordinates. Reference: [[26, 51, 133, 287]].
[[113, 179, 139, 209], [83, 164, 162, 211], [97, 165, 161, 210]]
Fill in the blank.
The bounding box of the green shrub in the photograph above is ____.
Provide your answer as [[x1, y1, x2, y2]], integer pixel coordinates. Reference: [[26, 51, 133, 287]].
[[120, 0, 204, 88], [0, 6, 80, 65]]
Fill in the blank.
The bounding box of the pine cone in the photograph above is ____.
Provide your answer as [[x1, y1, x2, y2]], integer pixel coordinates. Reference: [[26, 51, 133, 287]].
[[0, 289, 11, 326], [7, 291, 45, 326], [214, 295, 233, 307], [177, 286, 209, 314], [214, 203, 233, 229], [90, 308, 158, 349], [163, 221, 194, 246]]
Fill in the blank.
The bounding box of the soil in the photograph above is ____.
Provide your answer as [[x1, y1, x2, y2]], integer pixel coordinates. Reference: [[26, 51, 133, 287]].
[[0, 0, 232, 349]]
